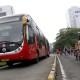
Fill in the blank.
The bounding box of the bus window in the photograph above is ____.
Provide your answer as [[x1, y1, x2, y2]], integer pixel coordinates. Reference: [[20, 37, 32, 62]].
[[0, 21, 23, 43], [28, 26, 35, 44]]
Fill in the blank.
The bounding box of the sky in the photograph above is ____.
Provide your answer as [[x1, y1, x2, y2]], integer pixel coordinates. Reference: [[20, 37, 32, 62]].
[[0, 0, 80, 43]]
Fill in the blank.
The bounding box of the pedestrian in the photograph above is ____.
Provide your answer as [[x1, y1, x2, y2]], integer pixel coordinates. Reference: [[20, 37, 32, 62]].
[[59, 49, 62, 55], [56, 49, 59, 55], [75, 49, 79, 61]]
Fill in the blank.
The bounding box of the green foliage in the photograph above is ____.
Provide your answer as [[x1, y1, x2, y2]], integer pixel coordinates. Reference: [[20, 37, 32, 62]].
[[54, 28, 80, 50]]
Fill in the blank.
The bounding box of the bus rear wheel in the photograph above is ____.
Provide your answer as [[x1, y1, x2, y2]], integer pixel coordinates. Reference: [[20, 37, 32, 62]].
[[45, 53, 48, 58], [47, 52, 50, 57]]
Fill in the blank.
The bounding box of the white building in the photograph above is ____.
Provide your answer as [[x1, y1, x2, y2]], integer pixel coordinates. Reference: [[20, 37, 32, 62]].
[[0, 5, 15, 17], [67, 6, 80, 28], [49, 43, 53, 53]]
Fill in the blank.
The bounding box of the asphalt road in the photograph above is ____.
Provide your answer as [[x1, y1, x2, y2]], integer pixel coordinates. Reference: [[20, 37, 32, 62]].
[[0, 54, 55, 80], [57, 54, 80, 80]]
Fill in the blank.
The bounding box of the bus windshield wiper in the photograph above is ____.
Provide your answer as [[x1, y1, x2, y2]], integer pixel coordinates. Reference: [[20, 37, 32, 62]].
[[0, 41, 21, 45], [10, 42, 21, 46], [0, 41, 10, 43]]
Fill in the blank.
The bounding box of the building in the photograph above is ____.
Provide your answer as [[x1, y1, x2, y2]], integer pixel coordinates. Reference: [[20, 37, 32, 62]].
[[67, 6, 80, 28], [0, 5, 15, 17], [49, 43, 53, 53]]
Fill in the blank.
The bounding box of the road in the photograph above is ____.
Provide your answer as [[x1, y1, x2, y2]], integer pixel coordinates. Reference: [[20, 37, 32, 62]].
[[0, 54, 55, 80], [57, 54, 80, 80]]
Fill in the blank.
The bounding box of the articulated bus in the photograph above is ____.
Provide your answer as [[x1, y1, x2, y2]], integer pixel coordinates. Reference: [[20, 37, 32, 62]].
[[0, 14, 50, 66]]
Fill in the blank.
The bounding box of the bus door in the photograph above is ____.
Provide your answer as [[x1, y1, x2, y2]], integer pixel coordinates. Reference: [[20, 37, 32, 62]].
[[38, 37, 45, 56], [26, 25, 36, 59]]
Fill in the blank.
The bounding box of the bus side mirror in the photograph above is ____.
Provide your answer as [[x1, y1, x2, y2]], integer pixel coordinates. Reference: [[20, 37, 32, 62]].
[[22, 16, 27, 26]]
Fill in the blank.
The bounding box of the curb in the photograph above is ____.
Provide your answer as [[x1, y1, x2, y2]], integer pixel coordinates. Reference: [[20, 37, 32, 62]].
[[48, 54, 57, 80]]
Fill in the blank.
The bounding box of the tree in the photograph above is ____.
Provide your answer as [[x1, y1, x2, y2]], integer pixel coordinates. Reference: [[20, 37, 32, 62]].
[[54, 28, 80, 50]]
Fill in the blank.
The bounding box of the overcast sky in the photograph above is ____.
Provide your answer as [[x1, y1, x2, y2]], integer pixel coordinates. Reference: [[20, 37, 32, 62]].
[[0, 0, 80, 43]]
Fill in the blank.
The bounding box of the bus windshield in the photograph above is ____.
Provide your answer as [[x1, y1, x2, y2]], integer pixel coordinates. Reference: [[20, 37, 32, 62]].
[[0, 21, 23, 42]]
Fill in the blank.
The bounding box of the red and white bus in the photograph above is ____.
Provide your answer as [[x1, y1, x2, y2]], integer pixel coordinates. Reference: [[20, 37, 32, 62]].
[[0, 14, 50, 66]]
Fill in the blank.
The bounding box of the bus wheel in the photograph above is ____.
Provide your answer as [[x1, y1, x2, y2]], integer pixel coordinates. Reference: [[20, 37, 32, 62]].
[[47, 53, 50, 57], [45, 53, 48, 58], [36, 53, 39, 63], [7, 62, 13, 67]]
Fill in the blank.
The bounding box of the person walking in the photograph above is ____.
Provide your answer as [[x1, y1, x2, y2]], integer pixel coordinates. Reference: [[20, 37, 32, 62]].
[[56, 49, 59, 55]]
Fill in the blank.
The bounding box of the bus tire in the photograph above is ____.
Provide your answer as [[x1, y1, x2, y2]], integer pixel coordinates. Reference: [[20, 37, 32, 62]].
[[7, 62, 13, 67], [35, 51, 39, 63], [47, 53, 50, 57], [45, 52, 49, 58], [48, 52, 50, 57]]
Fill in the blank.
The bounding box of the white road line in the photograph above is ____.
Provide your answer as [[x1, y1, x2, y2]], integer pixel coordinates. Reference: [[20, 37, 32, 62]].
[[57, 56, 68, 80]]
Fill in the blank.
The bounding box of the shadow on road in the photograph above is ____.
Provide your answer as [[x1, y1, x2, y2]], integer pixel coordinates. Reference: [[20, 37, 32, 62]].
[[0, 57, 47, 71]]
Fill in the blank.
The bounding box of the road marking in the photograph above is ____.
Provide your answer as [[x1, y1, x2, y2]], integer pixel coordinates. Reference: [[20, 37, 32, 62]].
[[48, 55, 57, 80], [57, 55, 67, 80]]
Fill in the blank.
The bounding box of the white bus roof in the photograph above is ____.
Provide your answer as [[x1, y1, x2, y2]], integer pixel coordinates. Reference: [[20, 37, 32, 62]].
[[0, 14, 28, 23], [0, 14, 28, 18]]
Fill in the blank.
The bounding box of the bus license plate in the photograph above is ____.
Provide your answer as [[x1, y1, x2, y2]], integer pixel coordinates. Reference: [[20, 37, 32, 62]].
[[2, 59, 9, 61]]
